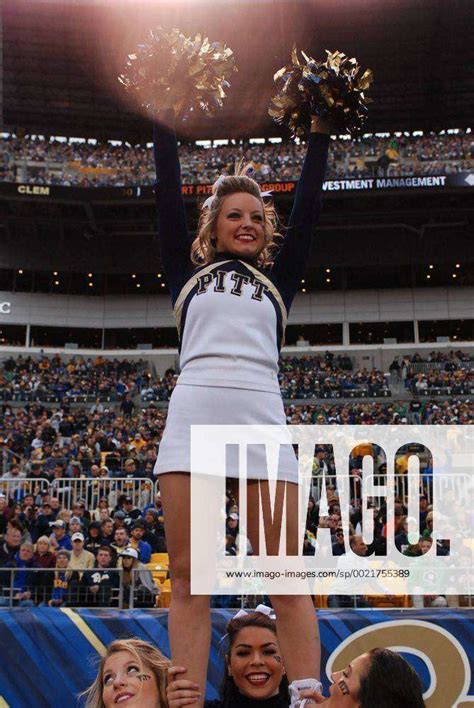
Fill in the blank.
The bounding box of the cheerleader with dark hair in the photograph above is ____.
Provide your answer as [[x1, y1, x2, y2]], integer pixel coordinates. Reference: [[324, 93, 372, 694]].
[[167, 607, 290, 707]]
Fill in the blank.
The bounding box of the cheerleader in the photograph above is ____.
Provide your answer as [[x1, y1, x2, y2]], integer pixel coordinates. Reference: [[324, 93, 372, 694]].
[[153, 107, 330, 707], [167, 606, 290, 707], [83, 638, 170, 708]]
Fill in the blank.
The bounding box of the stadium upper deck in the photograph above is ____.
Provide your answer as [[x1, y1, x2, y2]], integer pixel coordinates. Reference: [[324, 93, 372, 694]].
[[1, 130, 472, 188]]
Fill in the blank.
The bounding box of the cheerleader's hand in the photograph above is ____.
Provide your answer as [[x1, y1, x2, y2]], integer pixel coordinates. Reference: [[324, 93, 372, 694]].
[[166, 666, 201, 707], [310, 116, 331, 134], [299, 687, 327, 704]]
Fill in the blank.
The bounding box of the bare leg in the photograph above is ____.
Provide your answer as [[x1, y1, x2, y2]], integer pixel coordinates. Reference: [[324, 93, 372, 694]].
[[247, 480, 320, 682], [270, 595, 320, 682], [159, 472, 210, 707]]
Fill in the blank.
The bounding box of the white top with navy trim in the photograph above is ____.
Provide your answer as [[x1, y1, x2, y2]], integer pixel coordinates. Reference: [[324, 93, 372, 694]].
[[175, 260, 286, 393]]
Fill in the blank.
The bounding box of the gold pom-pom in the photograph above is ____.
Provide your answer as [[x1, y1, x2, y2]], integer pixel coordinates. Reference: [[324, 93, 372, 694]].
[[269, 46, 373, 138], [118, 27, 237, 119]]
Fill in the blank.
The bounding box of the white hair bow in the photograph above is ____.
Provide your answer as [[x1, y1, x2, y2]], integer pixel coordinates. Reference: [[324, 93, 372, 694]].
[[202, 173, 273, 210], [232, 604, 276, 620]]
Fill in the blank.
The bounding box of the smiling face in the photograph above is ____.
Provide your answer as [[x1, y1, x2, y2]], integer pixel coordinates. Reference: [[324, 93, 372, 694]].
[[102, 651, 159, 707], [215, 192, 265, 260], [323, 653, 371, 706], [228, 626, 284, 700]]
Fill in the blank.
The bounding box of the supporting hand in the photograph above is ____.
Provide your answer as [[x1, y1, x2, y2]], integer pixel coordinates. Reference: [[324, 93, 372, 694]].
[[166, 666, 201, 707]]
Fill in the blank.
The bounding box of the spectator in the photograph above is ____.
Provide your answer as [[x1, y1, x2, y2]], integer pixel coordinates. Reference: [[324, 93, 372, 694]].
[[68, 516, 84, 536], [33, 500, 56, 538], [100, 518, 115, 546], [0, 522, 23, 565], [49, 519, 72, 551], [328, 535, 372, 609], [129, 521, 152, 563], [71, 499, 91, 525], [143, 508, 166, 552], [49, 550, 79, 607], [331, 527, 347, 556], [122, 496, 143, 524], [122, 458, 147, 479], [84, 521, 103, 557], [83, 546, 119, 607], [422, 511, 434, 539], [118, 546, 159, 608], [110, 527, 130, 559], [120, 393, 134, 418], [11, 542, 38, 607], [68, 532, 95, 575], [91, 498, 112, 522], [226, 513, 239, 540], [33, 535, 56, 569]]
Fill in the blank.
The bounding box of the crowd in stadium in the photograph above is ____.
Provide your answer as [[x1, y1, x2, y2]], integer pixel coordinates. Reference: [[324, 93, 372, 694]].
[[0, 354, 152, 401], [0, 456, 454, 609], [2, 351, 471, 404], [0, 349, 471, 609], [0, 495, 163, 608], [1, 130, 472, 187]]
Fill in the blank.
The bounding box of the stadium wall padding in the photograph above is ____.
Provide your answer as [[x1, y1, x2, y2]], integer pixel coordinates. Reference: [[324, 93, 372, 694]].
[[0, 608, 472, 708]]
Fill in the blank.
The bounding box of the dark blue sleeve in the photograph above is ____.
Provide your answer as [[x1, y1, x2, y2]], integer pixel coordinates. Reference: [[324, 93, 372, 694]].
[[153, 111, 192, 300], [271, 132, 330, 308]]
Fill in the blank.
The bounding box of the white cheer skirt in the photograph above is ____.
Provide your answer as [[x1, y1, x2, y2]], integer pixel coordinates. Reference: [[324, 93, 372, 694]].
[[154, 383, 298, 482]]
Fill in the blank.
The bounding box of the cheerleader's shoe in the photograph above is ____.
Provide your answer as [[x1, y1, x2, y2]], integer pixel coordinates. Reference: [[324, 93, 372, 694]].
[[289, 678, 324, 707]]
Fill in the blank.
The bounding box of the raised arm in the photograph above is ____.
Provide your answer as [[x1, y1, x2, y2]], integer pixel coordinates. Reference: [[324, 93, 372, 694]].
[[272, 117, 330, 305], [153, 110, 192, 296]]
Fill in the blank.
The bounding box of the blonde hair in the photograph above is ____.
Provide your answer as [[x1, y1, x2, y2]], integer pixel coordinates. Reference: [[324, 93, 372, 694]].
[[83, 638, 170, 707], [191, 163, 282, 267], [35, 535, 51, 551]]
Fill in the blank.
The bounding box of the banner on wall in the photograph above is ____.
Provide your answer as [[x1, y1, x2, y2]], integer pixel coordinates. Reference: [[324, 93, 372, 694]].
[[2, 171, 473, 204], [0, 608, 472, 707]]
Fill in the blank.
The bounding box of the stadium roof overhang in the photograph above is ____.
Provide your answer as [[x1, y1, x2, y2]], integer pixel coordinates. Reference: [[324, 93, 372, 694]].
[[2, 0, 473, 142]]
